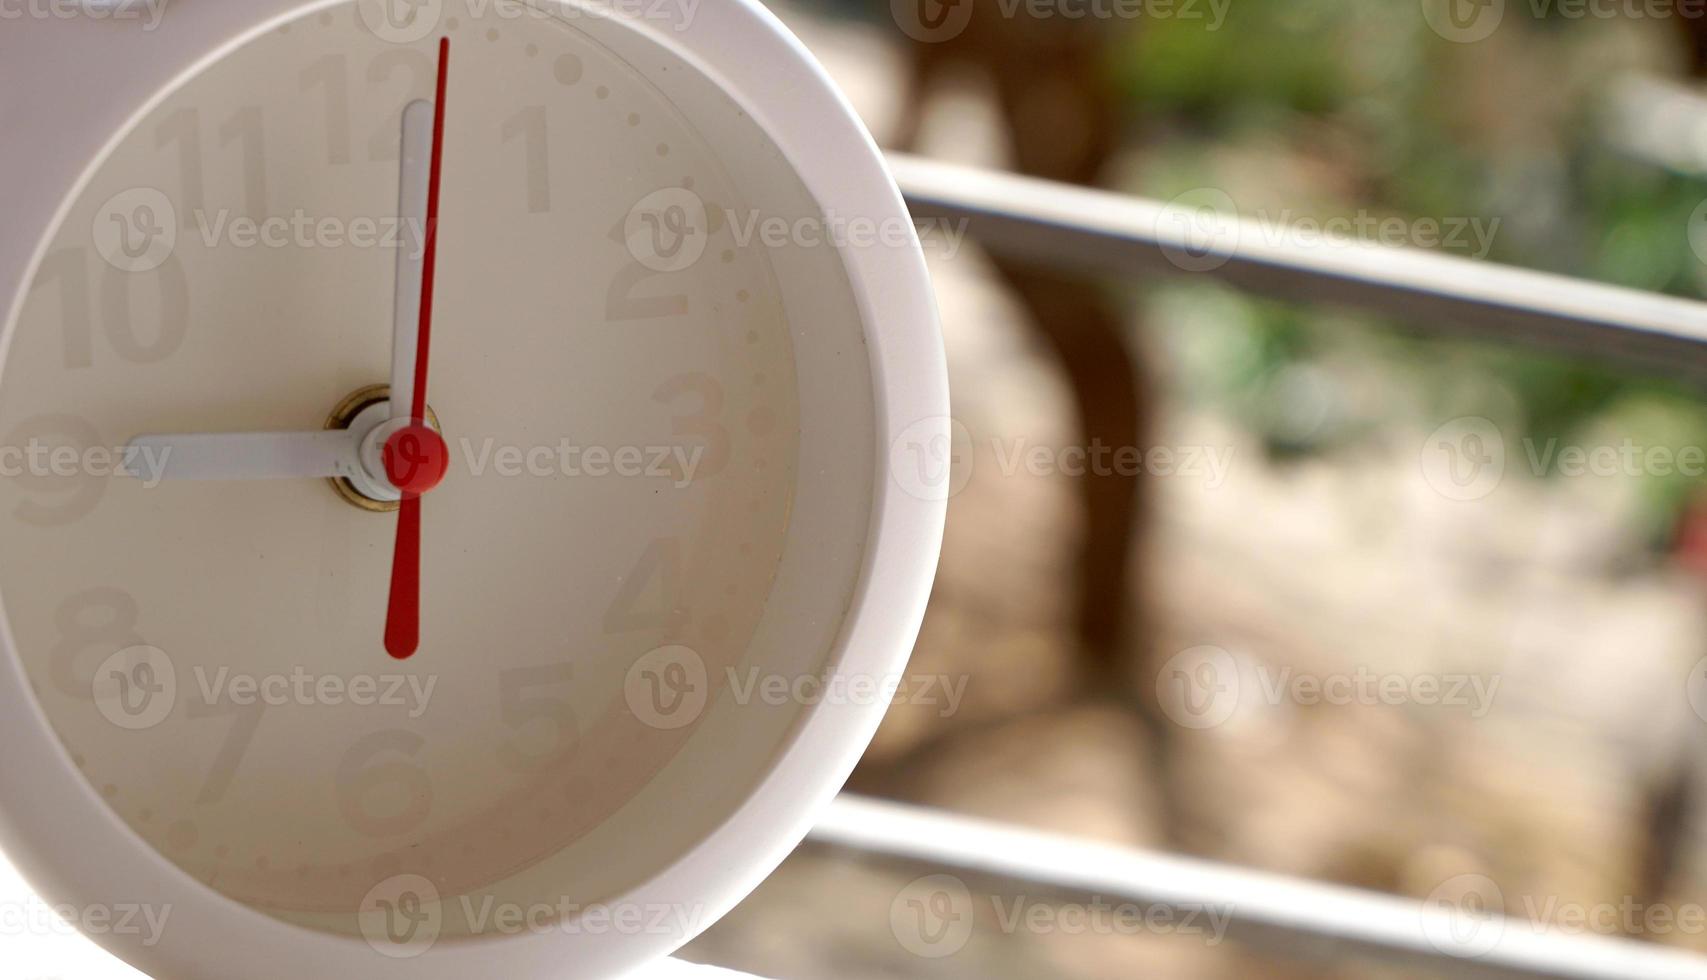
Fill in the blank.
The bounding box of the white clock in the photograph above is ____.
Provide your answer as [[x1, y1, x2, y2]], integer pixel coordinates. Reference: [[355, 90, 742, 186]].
[[0, 1, 946, 977]]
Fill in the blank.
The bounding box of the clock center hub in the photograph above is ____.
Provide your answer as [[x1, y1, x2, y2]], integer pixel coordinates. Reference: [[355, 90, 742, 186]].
[[323, 384, 444, 512]]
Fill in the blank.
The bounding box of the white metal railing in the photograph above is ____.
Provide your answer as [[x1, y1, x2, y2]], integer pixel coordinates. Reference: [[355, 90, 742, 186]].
[[866, 154, 1707, 980], [890, 153, 1707, 375], [811, 795, 1707, 980]]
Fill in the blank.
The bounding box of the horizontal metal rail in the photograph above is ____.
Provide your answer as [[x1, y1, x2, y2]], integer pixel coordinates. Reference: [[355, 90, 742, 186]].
[[811, 795, 1707, 980], [879, 155, 1707, 977], [890, 153, 1707, 375]]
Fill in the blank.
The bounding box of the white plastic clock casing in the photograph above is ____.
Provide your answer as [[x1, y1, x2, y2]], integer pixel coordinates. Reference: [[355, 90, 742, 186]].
[[0, 0, 948, 976]]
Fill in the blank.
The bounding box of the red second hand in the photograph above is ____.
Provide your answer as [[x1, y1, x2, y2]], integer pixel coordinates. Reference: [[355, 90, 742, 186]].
[[384, 36, 450, 661]]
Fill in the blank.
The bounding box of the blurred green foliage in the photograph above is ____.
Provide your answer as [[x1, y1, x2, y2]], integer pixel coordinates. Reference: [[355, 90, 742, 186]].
[[1114, 0, 1707, 546]]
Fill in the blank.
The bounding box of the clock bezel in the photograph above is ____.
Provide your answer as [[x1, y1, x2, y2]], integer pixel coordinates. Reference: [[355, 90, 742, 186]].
[[0, 1, 947, 977]]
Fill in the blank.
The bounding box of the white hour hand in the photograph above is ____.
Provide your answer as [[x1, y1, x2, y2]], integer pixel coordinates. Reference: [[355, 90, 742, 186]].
[[123, 430, 361, 482]]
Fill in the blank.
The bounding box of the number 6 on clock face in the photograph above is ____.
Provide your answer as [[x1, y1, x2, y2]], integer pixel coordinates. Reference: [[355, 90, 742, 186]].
[[0, 0, 945, 977]]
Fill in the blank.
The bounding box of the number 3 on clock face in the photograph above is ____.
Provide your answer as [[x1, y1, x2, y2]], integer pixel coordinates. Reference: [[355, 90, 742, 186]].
[[0, 1, 946, 977]]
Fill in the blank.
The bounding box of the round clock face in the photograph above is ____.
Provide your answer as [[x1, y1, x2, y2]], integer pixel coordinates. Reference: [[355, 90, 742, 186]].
[[0, 0, 876, 945]]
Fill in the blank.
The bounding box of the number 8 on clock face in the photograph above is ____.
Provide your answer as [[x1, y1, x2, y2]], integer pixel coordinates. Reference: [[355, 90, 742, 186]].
[[0, 1, 946, 977]]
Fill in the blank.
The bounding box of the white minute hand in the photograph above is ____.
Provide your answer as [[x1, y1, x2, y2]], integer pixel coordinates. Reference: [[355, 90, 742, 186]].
[[391, 98, 434, 422]]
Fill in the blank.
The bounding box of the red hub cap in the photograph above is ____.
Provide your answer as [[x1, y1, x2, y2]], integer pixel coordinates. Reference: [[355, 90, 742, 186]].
[[382, 424, 450, 496]]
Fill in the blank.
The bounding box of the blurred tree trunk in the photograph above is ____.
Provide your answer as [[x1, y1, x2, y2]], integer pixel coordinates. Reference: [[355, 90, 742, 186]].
[[892, 18, 1187, 843], [1681, 19, 1707, 76]]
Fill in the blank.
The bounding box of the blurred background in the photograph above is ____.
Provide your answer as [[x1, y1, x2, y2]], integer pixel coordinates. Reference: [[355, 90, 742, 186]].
[[679, 1, 1707, 977]]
